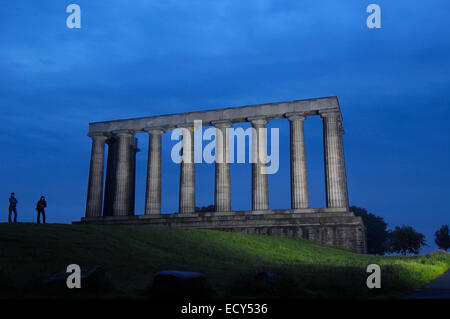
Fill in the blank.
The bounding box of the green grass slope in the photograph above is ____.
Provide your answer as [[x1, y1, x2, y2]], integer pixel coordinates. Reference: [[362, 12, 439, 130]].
[[0, 223, 449, 298]]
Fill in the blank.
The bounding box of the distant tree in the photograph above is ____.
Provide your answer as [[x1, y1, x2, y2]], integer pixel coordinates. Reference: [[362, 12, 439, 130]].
[[388, 225, 427, 256], [434, 225, 450, 251], [195, 205, 215, 213], [350, 206, 389, 255]]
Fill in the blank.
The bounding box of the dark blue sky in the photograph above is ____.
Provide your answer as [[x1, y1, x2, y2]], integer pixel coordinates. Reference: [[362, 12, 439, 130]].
[[1, 1, 449, 252]]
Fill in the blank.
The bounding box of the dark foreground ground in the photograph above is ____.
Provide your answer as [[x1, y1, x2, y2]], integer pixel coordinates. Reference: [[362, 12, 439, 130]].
[[0, 223, 449, 299]]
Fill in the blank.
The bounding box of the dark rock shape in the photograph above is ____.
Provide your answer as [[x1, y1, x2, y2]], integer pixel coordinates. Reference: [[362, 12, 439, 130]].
[[151, 270, 213, 298]]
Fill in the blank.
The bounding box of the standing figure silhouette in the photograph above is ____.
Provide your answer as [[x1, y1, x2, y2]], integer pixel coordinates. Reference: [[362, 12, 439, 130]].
[[8, 192, 18, 223], [36, 196, 47, 224]]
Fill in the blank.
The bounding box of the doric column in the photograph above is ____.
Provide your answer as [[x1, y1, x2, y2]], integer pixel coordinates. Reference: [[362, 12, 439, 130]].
[[85, 133, 108, 217], [103, 137, 118, 216], [128, 137, 139, 216], [212, 121, 232, 212], [249, 117, 269, 211], [112, 130, 135, 216], [144, 128, 164, 215], [320, 110, 349, 208], [179, 125, 195, 214], [286, 112, 309, 209]]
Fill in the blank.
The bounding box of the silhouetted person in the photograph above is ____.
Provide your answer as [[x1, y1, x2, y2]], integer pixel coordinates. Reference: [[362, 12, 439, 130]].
[[8, 192, 18, 223], [36, 196, 47, 224]]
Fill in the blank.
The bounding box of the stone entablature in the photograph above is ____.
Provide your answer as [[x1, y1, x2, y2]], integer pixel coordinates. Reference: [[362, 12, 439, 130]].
[[87, 96, 340, 134]]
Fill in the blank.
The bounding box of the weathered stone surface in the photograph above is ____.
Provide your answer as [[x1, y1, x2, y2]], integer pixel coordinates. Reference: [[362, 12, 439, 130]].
[[250, 118, 269, 211], [85, 134, 108, 217], [88, 96, 341, 134], [320, 110, 349, 209], [145, 129, 164, 215], [103, 136, 138, 216], [112, 130, 135, 216], [213, 121, 232, 212], [286, 113, 309, 209]]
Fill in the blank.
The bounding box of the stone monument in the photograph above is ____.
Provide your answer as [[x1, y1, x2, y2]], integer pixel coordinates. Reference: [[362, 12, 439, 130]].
[[75, 96, 367, 253]]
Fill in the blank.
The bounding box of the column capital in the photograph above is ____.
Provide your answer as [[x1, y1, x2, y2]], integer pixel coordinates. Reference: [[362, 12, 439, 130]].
[[247, 116, 267, 127], [143, 127, 165, 135], [112, 129, 135, 137], [319, 109, 341, 119], [211, 120, 232, 128], [285, 112, 307, 121], [87, 132, 109, 141], [320, 110, 344, 134]]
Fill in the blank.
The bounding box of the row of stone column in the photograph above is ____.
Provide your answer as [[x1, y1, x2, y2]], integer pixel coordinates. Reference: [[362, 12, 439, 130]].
[[103, 135, 139, 216], [85, 110, 349, 217]]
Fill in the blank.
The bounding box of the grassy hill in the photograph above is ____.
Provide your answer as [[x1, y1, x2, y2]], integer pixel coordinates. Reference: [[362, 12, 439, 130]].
[[0, 223, 449, 299]]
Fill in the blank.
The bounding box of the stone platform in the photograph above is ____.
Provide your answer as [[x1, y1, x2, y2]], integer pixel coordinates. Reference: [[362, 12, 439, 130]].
[[74, 208, 367, 254]]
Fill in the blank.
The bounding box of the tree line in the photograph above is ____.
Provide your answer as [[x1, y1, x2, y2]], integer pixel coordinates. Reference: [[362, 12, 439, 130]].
[[350, 206, 449, 255]]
